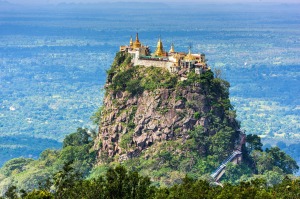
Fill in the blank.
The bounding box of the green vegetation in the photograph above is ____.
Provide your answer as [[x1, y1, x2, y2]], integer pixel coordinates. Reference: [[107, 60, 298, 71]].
[[120, 131, 134, 150], [0, 128, 95, 192], [193, 112, 201, 119], [107, 52, 178, 95], [95, 128, 297, 187], [244, 134, 299, 175], [2, 164, 300, 199], [4, 125, 296, 193]]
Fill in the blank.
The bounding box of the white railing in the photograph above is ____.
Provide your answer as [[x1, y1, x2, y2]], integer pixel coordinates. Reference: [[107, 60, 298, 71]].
[[210, 150, 241, 179]]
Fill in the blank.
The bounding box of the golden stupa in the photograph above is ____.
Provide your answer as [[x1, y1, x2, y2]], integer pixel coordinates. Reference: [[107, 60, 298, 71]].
[[169, 43, 175, 53], [132, 33, 141, 48], [154, 37, 164, 56]]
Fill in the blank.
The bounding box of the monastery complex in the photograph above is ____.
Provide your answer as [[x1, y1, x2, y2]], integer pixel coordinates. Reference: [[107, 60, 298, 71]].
[[120, 33, 210, 77]]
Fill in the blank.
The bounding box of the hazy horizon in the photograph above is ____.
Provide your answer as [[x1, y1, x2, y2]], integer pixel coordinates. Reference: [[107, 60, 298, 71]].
[[3, 0, 300, 6]]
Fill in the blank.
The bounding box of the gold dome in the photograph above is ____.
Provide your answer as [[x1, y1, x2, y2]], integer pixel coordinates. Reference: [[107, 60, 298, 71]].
[[154, 37, 164, 56], [133, 33, 141, 48], [184, 48, 196, 61]]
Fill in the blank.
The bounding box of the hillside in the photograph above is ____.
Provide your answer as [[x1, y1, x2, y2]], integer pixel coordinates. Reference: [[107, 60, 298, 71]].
[[0, 51, 298, 195], [91, 52, 244, 184], [89, 52, 297, 185], [95, 54, 239, 161]]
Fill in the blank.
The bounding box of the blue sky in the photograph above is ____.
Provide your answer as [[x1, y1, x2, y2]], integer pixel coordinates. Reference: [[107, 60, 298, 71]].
[[5, 0, 300, 5]]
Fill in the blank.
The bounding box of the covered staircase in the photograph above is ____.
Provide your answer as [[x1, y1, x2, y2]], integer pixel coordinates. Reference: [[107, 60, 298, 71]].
[[210, 150, 242, 182]]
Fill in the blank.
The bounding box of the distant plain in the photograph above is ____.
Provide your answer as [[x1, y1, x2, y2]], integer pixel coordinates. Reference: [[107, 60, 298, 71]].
[[0, 2, 299, 166]]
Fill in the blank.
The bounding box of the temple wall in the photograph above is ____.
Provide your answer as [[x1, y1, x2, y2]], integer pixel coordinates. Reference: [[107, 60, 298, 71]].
[[134, 59, 173, 72]]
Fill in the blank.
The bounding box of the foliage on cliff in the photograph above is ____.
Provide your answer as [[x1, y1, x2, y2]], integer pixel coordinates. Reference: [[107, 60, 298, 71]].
[[106, 52, 178, 95]]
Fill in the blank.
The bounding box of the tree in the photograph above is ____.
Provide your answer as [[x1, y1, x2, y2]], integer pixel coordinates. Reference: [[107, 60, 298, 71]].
[[126, 78, 144, 95], [105, 165, 155, 199], [188, 126, 208, 155], [53, 161, 82, 199], [263, 169, 285, 186], [63, 128, 91, 148], [246, 134, 263, 153], [223, 163, 252, 184], [209, 127, 236, 159], [266, 147, 299, 174], [251, 147, 299, 175], [4, 186, 18, 199], [251, 150, 274, 174], [106, 166, 128, 199]]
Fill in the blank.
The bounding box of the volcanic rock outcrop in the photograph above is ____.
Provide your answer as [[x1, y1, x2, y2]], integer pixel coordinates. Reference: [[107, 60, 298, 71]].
[[94, 52, 242, 163]]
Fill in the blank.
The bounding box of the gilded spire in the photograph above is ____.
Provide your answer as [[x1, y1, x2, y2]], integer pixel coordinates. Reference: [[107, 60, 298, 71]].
[[154, 36, 164, 57], [188, 47, 192, 55], [184, 47, 196, 61], [129, 36, 133, 47], [169, 43, 175, 53], [133, 33, 141, 48]]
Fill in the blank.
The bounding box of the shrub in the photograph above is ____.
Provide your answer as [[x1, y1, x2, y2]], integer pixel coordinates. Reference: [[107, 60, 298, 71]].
[[120, 131, 134, 150], [194, 112, 201, 119]]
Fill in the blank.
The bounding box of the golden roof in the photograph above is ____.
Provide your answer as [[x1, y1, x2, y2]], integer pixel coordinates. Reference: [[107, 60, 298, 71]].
[[172, 53, 181, 61], [154, 37, 164, 57], [169, 43, 175, 53], [133, 33, 141, 48], [184, 48, 196, 61]]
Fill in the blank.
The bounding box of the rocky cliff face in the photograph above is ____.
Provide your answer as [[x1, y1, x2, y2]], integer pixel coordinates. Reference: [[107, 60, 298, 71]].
[[93, 53, 241, 164]]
